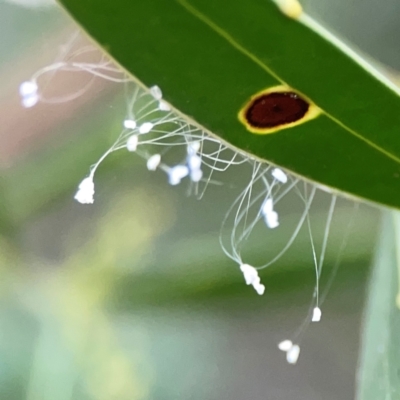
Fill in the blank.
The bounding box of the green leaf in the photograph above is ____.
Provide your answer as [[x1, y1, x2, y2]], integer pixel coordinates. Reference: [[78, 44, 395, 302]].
[[356, 212, 400, 399], [57, 0, 400, 209]]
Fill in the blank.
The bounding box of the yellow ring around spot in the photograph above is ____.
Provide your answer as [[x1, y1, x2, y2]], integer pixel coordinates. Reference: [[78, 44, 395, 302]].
[[238, 85, 321, 135]]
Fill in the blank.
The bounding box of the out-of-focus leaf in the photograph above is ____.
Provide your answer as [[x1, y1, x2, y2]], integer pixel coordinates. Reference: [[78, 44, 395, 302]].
[[356, 212, 400, 399], [113, 205, 377, 308]]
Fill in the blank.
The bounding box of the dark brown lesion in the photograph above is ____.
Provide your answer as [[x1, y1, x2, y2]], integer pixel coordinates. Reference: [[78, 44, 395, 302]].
[[238, 86, 320, 134], [245, 92, 309, 128]]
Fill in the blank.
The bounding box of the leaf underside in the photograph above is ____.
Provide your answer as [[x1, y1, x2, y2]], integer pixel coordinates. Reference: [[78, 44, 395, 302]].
[[58, 0, 400, 209]]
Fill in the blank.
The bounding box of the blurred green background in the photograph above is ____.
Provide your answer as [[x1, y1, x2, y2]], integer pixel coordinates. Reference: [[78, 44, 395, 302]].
[[0, 0, 398, 399]]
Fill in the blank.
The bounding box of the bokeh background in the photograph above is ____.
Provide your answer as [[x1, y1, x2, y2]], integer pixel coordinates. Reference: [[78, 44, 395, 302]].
[[0, 0, 398, 399]]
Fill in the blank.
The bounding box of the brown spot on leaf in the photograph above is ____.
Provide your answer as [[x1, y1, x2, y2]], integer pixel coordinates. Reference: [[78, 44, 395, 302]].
[[245, 92, 309, 128], [238, 86, 321, 134]]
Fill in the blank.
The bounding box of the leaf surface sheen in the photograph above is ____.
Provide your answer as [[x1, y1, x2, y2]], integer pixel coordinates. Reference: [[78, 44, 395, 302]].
[[58, 0, 400, 209]]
